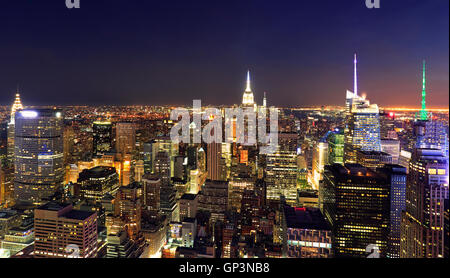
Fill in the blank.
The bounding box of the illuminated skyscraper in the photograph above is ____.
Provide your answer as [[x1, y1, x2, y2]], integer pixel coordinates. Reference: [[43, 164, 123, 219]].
[[322, 163, 390, 257], [401, 148, 448, 258], [92, 121, 112, 157], [77, 166, 120, 202], [312, 141, 328, 190], [266, 133, 298, 204], [142, 174, 161, 215], [14, 109, 64, 204], [377, 164, 407, 258], [242, 70, 255, 107], [344, 54, 382, 163], [207, 142, 225, 181], [115, 122, 135, 155], [114, 183, 142, 240], [411, 61, 449, 156], [327, 129, 344, 165], [154, 151, 178, 221], [7, 92, 23, 162]]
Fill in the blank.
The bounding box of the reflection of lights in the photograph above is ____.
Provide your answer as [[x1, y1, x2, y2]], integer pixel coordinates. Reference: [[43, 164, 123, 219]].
[[20, 110, 38, 118]]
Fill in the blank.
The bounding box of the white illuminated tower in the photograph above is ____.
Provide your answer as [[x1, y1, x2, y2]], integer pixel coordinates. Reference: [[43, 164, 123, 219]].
[[242, 70, 255, 106]]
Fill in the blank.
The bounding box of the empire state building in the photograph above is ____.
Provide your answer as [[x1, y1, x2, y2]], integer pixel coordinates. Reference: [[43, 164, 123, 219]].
[[242, 71, 255, 107]]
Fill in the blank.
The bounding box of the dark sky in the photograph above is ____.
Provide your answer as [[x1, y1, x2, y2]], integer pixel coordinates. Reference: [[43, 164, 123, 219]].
[[0, 0, 448, 107]]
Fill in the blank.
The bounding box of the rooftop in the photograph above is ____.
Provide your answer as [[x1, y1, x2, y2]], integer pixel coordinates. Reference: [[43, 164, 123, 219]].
[[180, 193, 197, 200], [284, 206, 330, 231]]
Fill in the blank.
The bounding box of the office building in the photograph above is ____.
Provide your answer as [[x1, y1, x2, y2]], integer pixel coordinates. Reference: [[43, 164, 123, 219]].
[[34, 202, 97, 258], [115, 122, 135, 155], [92, 121, 112, 157], [266, 133, 298, 204], [377, 164, 407, 258], [322, 163, 390, 257], [14, 109, 64, 204], [77, 166, 119, 202], [401, 148, 448, 258]]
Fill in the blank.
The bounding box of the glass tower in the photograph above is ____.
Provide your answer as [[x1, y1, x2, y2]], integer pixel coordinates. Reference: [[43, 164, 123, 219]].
[[14, 109, 64, 204]]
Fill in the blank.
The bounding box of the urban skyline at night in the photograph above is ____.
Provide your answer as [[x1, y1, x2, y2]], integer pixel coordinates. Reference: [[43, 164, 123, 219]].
[[0, 0, 449, 267]]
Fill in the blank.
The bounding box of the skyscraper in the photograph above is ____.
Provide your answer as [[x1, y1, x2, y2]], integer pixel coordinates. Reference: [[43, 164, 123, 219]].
[[154, 151, 178, 221], [7, 92, 23, 163], [377, 164, 407, 258], [312, 141, 328, 190], [344, 54, 382, 163], [401, 148, 448, 258], [92, 121, 112, 157], [115, 122, 135, 155], [327, 129, 344, 165], [322, 163, 390, 257], [142, 174, 161, 215], [14, 109, 64, 204], [207, 142, 225, 181], [411, 61, 449, 156], [266, 133, 298, 204], [242, 71, 255, 107]]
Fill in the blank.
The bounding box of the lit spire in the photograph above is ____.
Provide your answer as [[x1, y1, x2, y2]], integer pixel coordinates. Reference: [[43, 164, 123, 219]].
[[420, 60, 428, 120], [245, 70, 252, 92], [354, 53, 358, 96], [263, 91, 267, 107], [10, 88, 24, 124], [242, 70, 255, 106]]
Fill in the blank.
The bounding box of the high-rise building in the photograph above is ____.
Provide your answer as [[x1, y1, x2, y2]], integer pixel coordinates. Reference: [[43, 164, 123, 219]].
[[92, 121, 112, 157], [344, 54, 382, 163], [445, 199, 449, 258], [179, 193, 198, 221], [401, 148, 448, 258], [381, 139, 401, 164], [7, 92, 23, 163], [114, 183, 142, 240], [34, 202, 98, 258], [77, 166, 120, 202], [207, 142, 225, 181], [142, 174, 161, 215], [242, 71, 255, 108], [377, 164, 407, 258], [312, 141, 328, 190], [327, 129, 344, 165], [154, 151, 178, 221], [410, 61, 449, 157], [322, 163, 390, 257], [266, 133, 298, 204], [198, 180, 228, 215], [115, 122, 135, 155], [14, 109, 64, 204]]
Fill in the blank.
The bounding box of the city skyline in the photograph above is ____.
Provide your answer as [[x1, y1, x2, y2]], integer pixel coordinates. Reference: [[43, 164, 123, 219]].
[[0, 0, 448, 108]]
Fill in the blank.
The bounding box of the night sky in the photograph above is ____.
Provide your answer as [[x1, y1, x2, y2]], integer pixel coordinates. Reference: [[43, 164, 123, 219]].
[[0, 0, 448, 107]]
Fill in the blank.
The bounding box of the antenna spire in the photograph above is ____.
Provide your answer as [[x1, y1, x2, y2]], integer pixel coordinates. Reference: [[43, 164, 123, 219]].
[[354, 53, 358, 96], [245, 70, 251, 92], [420, 60, 428, 120]]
